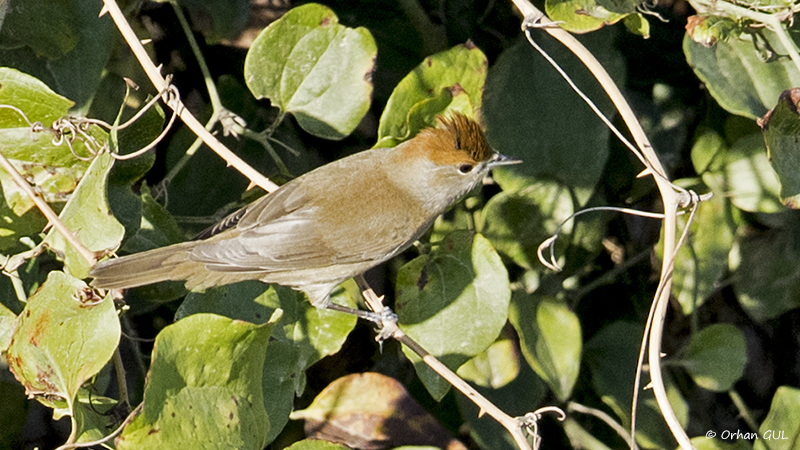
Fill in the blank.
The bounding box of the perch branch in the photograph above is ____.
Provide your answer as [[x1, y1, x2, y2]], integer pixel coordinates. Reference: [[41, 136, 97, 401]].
[[355, 276, 563, 450]]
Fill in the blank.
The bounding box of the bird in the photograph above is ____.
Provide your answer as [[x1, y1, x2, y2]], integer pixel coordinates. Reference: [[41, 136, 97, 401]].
[[90, 113, 520, 318]]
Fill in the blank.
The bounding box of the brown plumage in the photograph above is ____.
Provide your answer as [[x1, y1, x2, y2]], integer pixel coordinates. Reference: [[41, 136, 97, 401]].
[[90, 113, 520, 310]]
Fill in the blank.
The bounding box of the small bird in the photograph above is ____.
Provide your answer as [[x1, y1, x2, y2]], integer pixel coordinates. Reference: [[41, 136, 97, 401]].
[[90, 113, 520, 317]]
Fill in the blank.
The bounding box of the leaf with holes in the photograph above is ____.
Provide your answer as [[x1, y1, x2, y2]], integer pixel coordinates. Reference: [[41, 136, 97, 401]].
[[117, 313, 279, 449], [6, 271, 119, 409]]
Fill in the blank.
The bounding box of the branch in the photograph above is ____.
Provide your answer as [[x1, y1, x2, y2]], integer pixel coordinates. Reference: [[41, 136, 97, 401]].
[[0, 152, 96, 266], [100, 0, 279, 193], [507, 1, 690, 448], [355, 276, 564, 450]]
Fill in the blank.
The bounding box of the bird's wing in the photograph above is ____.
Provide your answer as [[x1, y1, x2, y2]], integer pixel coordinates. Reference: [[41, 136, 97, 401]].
[[186, 186, 421, 273]]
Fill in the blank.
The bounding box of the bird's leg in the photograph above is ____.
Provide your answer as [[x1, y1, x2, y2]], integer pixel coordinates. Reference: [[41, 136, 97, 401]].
[[323, 302, 395, 325]]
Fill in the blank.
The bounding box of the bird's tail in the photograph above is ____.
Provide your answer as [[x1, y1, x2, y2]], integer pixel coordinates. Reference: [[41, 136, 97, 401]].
[[90, 242, 198, 290]]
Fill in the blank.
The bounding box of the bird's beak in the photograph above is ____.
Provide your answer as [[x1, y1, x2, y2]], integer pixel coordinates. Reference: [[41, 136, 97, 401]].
[[488, 152, 522, 168]]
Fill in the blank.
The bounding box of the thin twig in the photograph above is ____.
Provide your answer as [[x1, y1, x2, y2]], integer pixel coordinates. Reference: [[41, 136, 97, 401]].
[[690, 0, 800, 74], [0, 152, 96, 265], [567, 401, 638, 449], [100, 0, 279, 193], [508, 1, 689, 447], [55, 402, 143, 450], [354, 275, 555, 450]]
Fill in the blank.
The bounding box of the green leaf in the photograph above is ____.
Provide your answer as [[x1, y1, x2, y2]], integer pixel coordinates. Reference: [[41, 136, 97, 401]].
[[753, 386, 800, 450], [173, 282, 312, 444], [1, 0, 112, 109], [121, 191, 184, 254], [0, 69, 107, 250], [0, 68, 99, 212], [657, 184, 735, 314], [484, 29, 623, 194], [685, 15, 738, 48], [44, 152, 125, 279], [117, 313, 279, 450], [177, 281, 357, 395], [395, 231, 510, 400], [480, 179, 586, 270], [376, 44, 487, 147], [457, 330, 520, 389], [684, 30, 800, 120], [480, 182, 567, 271], [0, 0, 78, 59], [260, 339, 302, 444], [0, 67, 73, 125], [623, 13, 650, 38], [456, 361, 546, 450], [508, 293, 581, 401], [760, 88, 800, 207], [6, 271, 120, 406], [546, 0, 627, 33], [691, 436, 753, 450], [731, 215, 800, 321], [57, 389, 118, 445], [584, 321, 688, 449], [285, 440, 351, 450], [562, 418, 614, 450], [42, 0, 113, 110], [0, 301, 15, 352], [675, 324, 747, 392], [695, 131, 783, 213], [244, 3, 376, 140]]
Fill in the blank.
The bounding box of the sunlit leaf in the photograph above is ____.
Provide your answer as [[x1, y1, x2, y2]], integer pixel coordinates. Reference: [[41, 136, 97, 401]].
[[691, 436, 753, 450], [6, 271, 119, 407], [509, 293, 580, 401], [546, 0, 628, 33], [684, 30, 800, 119], [284, 440, 351, 450], [0, 68, 97, 208], [117, 313, 278, 449], [244, 3, 376, 140], [177, 281, 357, 397], [396, 231, 510, 400], [0, 301, 16, 352], [480, 179, 575, 270], [753, 386, 800, 450], [44, 152, 125, 279], [376, 44, 487, 147], [457, 330, 520, 389], [695, 131, 783, 213]]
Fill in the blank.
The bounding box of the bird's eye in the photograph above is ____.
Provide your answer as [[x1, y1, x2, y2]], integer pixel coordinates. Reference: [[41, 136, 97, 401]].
[[458, 163, 474, 174]]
